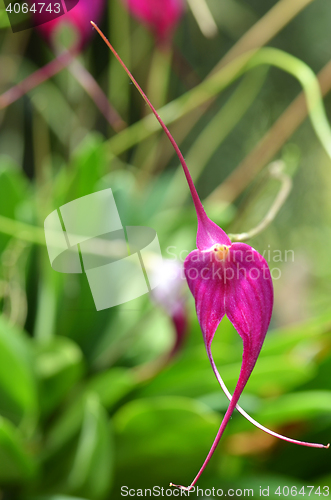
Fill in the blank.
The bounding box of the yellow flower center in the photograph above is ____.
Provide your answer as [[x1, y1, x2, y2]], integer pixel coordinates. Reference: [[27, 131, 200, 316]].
[[212, 244, 230, 261]]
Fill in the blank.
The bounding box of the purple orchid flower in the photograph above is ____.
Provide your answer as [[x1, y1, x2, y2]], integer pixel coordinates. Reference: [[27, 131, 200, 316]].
[[36, 0, 106, 50], [91, 22, 329, 490], [122, 0, 185, 46]]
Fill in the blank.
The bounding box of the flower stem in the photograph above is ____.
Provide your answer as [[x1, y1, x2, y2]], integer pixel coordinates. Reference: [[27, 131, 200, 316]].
[[0, 50, 74, 109], [67, 57, 126, 131], [90, 22, 210, 232], [0, 48, 125, 131], [228, 160, 292, 242], [208, 57, 331, 205], [187, 0, 218, 39], [163, 66, 268, 209]]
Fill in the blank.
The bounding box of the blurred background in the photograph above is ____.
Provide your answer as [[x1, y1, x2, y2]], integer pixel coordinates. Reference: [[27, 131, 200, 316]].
[[0, 0, 331, 498]]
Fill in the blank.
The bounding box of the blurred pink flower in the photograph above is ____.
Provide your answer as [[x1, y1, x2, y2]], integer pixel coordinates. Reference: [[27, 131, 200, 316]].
[[123, 0, 185, 45], [35, 0, 106, 50], [151, 259, 188, 356]]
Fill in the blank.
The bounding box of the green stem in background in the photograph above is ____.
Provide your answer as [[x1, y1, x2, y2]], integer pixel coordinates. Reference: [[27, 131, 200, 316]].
[[163, 66, 268, 208], [33, 255, 59, 343], [109, 0, 131, 122], [68, 57, 126, 132], [0, 29, 30, 127], [228, 161, 292, 242], [0, 239, 29, 328], [0, 49, 125, 132], [135, 47, 179, 185], [0, 51, 74, 108], [133, 46, 173, 174], [32, 105, 51, 186], [208, 58, 331, 205], [247, 48, 331, 161], [105, 48, 331, 208], [122, 0, 314, 173], [186, 0, 218, 39], [146, 47, 172, 111], [212, 0, 315, 72], [0, 47, 329, 243], [0, 48, 330, 247], [0, 215, 45, 246], [104, 51, 253, 157]]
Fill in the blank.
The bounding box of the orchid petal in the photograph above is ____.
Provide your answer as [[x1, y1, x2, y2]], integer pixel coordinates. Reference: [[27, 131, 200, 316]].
[[184, 242, 273, 392], [225, 242, 273, 383], [184, 248, 226, 346]]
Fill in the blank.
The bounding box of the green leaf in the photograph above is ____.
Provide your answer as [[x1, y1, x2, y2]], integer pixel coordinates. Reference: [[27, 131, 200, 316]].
[[87, 367, 136, 409], [60, 134, 108, 204], [113, 396, 220, 488], [35, 337, 84, 417], [67, 394, 113, 500], [45, 368, 135, 458], [260, 310, 331, 356], [0, 158, 29, 251], [256, 390, 331, 425], [0, 315, 37, 426], [0, 416, 36, 482]]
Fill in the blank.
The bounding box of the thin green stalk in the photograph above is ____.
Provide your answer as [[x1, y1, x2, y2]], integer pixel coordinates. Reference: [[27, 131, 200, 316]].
[[228, 161, 292, 242], [187, 0, 218, 38], [1, 49, 330, 249], [105, 47, 331, 195], [146, 47, 172, 110], [207, 58, 331, 205], [163, 66, 268, 208], [109, 0, 131, 121], [104, 0, 314, 159], [248, 48, 331, 161], [133, 47, 173, 175], [0, 215, 46, 246], [212, 0, 315, 72], [104, 51, 254, 157]]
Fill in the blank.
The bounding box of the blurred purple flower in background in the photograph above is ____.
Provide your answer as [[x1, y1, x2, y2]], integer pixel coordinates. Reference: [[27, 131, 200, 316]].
[[123, 0, 185, 46], [0, 0, 125, 131], [151, 259, 188, 357], [35, 0, 106, 50]]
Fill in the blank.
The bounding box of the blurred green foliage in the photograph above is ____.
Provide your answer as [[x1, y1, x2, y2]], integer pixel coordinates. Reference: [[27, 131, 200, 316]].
[[1, 0, 331, 498]]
